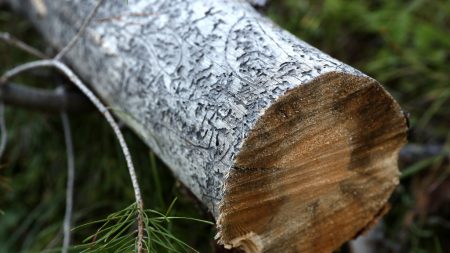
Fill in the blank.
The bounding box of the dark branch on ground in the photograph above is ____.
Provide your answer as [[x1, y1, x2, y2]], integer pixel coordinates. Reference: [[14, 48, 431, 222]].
[[400, 143, 449, 164], [0, 82, 92, 113]]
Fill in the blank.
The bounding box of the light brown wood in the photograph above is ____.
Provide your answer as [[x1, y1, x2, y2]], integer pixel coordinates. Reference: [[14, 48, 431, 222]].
[[218, 72, 407, 252]]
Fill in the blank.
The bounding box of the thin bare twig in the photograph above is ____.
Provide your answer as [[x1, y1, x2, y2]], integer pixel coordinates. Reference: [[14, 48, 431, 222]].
[[0, 103, 7, 159], [0, 59, 145, 252], [61, 111, 74, 253], [0, 32, 47, 59], [54, 0, 106, 60]]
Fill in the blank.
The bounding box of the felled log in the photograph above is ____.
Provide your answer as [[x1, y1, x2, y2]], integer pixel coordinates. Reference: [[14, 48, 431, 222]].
[[8, 0, 408, 252]]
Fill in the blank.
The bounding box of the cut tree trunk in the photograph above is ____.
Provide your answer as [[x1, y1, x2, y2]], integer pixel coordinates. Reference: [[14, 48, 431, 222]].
[[8, 0, 408, 252]]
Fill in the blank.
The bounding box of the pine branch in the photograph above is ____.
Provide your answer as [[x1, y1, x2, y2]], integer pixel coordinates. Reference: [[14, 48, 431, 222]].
[[0, 59, 145, 253], [1, 0, 145, 250]]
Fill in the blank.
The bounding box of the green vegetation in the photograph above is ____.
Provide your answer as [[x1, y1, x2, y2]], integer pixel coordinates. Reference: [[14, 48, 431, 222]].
[[1, 0, 449, 252]]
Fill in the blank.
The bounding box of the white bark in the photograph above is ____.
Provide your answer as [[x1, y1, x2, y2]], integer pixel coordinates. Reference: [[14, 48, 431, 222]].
[[9, 0, 362, 214]]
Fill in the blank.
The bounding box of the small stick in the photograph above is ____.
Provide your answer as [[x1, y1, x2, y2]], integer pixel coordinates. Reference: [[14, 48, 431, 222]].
[[0, 32, 47, 59], [0, 103, 7, 159], [61, 111, 75, 253]]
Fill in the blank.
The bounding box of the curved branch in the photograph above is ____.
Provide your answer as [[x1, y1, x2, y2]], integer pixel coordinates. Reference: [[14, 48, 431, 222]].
[[0, 58, 145, 251]]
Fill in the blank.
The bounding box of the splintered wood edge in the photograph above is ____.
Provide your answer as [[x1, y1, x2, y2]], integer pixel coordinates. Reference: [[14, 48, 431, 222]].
[[216, 72, 408, 253]]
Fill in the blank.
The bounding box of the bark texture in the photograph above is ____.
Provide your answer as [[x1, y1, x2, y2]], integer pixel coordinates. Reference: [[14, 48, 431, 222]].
[[8, 0, 408, 252]]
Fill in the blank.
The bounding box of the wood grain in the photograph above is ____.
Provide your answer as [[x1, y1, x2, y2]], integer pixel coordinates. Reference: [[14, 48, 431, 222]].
[[218, 73, 407, 252]]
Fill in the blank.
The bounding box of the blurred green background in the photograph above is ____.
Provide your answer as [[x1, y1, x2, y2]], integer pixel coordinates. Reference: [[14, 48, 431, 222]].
[[1, 0, 449, 252]]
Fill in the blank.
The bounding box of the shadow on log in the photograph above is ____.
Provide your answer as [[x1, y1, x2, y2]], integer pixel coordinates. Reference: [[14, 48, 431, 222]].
[[7, 0, 408, 252]]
